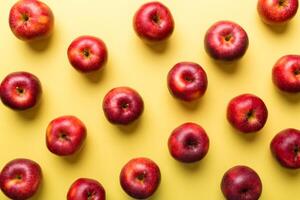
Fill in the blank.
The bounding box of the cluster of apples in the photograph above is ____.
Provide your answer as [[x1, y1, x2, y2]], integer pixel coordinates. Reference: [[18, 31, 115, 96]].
[[0, 0, 299, 200]]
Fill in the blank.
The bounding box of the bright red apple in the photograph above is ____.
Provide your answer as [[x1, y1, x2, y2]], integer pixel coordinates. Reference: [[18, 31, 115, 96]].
[[271, 128, 300, 169], [221, 165, 262, 200], [9, 0, 54, 41], [257, 0, 298, 25], [102, 87, 144, 125], [0, 158, 42, 200], [67, 36, 108, 73], [46, 115, 87, 156], [168, 122, 209, 163], [67, 178, 105, 200], [227, 94, 268, 133], [272, 55, 300, 93], [120, 157, 161, 199], [204, 21, 249, 61], [133, 1, 174, 42], [0, 71, 42, 110], [167, 62, 208, 101]]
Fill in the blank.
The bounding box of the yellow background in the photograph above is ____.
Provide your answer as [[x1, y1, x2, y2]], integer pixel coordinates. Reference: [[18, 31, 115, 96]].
[[0, 0, 300, 199]]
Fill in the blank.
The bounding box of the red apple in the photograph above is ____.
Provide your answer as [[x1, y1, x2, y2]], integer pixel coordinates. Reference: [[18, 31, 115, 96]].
[[204, 21, 249, 61], [46, 115, 87, 156], [102, 87, 144, 125], [120, 157, 161, 199], [168, 123, 209, 163], [133, 1, 174, 42], [227, 94, 268, 133], [167, 62, 208, 101], [0, 158, 42, 200], [221, 165, 262, 200], [272, 55, 300, 93], [9, 0, 54, 41], [0, 71, 42, 110], [257, 0, 298, 25], [67, 178, 105, 200], [67, 36, 108, 73], [271, 128, 300, 169]]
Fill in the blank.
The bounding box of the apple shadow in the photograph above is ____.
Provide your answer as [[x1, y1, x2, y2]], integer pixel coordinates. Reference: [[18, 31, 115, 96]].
[[228, 125, 263, 142], [144, 39, 169, 53], [273, 86, 300, 104], [256, 15, 290, 34], [177, 97, 204, 112], [211, 58, 240, 74], [27, 34, 53, 52], [15, 98, 43, 120], [84, 67, 107, 83], [30, 179, 45, 200], [116, 118, 142, 134], [63, 141, 88, 164]]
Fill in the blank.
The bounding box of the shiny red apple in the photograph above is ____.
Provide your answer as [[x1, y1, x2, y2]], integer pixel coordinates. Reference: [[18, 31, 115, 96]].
[[67, 178, 105, 200], [0, 71, 42, 110], [120, 157, 161, 199], [9, 0, 54, 41], [67, 36, 108, 73], [0, 158, 42, 200], [168, 122, 209, 163], [204, 21, 249, 61], [227, 94, 268, 133], [272, 55, 300, 93], [46, 115, 87, 156], [167, 62, 208, 101], [102, 87, 144, 125], [271, 128, 300, 169], [257, 0, 298, 25], [221, 165, 262, 200], [133, 1, 174, 42]]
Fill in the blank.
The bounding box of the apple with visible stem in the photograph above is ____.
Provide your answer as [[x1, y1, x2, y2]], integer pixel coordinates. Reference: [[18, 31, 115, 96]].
[[271, 128, 300, 169], [167, 62, 208, 101], [168, 122, 209, 163], [120, 157, 161, 199], [9, 0, 54, 41], [257, 0, 298, 25], [0, 158, 42, 200], [272, 55, 300, 93], [221, 165, 262, 200], [0, 71, 42, 110], [133, 1, 174, 43], [102, 87, 144, 125], [227, 94, 268, 133], [67, 178, 105, 200], [67, 36, 108, 73], [46, 115, 87, 156], [204, 21, 249, 61]]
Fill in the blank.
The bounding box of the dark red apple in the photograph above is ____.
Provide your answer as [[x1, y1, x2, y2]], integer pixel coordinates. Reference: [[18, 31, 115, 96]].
[[204, 21, 249, 61], [167, 62, 208, 101], [9, 0, 54, 41], [221, 165, 262, 200], [133, 1, 174, 42], [46, 115, 87, 156], [67, 36, 108, 73], [67, 178, 105, 200], [271, 128, 300, 169], [227, 94, 268, 133], [168, 122, 209, 163], [102, 87, 144, 125], [120, 157, 161, 199], [0, 71, 42, 110], [257, 0, 298, 25], [272, 55, 300, 93], [0, 158, 42, 200]]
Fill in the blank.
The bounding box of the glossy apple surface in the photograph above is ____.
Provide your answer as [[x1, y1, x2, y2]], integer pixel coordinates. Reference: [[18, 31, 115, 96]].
[[9, 0, 54, 41], [0, 71, 42, 110], [167, 62, 208, 101], [68, 36, 108, 73]]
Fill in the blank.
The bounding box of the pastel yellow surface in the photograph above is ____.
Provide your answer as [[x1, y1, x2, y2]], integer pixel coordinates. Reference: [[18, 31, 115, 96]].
[[0, 0, 300, 199]]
